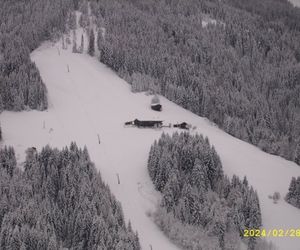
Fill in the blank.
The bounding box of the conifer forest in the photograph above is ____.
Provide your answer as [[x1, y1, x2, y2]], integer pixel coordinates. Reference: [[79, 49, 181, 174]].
[[0, 0, 300, 250]]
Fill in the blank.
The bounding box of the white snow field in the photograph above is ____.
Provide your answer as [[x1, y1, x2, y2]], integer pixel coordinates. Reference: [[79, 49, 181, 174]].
[[1, 36, 300, 249]]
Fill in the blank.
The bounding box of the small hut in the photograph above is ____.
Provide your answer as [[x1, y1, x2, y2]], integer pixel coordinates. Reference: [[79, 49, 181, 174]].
[[151, 95, 162, 111], [133, 119, 163, 128], [173, 122, 190, 130]]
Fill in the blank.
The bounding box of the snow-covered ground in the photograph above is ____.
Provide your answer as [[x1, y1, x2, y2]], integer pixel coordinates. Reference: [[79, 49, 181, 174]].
[[201, 16, 217, 28], [201, 14, 225, 29], [1, 30, 300, 249], [289, 0, 300, 7]]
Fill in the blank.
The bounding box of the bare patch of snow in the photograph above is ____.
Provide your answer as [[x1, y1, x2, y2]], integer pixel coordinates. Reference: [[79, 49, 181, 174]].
[[201, 14, 225, 28]]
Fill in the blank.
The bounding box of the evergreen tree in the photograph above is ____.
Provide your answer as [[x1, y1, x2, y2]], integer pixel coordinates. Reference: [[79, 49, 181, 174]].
[[0, 144, 141, 249], [88, 29, 95, 56], [286, 176, 300, 208], [72, 30, 78, 53], [162, 169, 180, 211], [79, 34, 84, 53], [0, 96, 3, 112], [191, 158, 210, 191], [148, 132, 261, 249], [47, 235, 58, 250], [294, 144, 300, 166], [0, 0, 73, 112], [0, 146, 17, 177], [68, 11, 77, 30]]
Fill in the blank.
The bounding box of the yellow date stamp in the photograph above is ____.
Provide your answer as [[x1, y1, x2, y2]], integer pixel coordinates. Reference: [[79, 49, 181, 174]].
[[243, 229, 300, 237]]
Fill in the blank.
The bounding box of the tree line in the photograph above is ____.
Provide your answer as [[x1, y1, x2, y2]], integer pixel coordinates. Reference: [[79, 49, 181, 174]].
[[88, 0, 300, 165], [286, 176, 300, 209], [148, 132, 262, 250], [0, 0, 79, 112], [0, 143, 140, 250]]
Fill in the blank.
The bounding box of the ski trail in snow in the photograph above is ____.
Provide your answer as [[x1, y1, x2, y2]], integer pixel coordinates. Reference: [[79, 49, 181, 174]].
[[64, 53, 124, 185], [137, 181, 158, 206]]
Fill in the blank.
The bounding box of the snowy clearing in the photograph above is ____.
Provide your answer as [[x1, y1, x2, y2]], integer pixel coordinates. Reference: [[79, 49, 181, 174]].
[[201, 15, 217, 28], [289, 0, 300, 7], [1, 34, 300, 249]]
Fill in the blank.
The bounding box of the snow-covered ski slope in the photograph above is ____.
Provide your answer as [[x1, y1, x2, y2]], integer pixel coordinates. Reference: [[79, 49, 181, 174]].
[[1, 38, 300, 249]]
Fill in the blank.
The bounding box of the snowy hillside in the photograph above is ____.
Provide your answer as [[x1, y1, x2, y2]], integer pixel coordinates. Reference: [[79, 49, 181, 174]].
[[289, 0, 300, 7], [1, 34, 300, 249]]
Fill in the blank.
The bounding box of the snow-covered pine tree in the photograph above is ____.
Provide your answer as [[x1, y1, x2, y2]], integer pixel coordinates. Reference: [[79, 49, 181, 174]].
[[79, 0, 89, 15], [12, 89, 24, 111], [147, 142, 160, 181], [72, 30, 78, 53], [153, 147, 173, 192], [206, 200, 228, 249], [97, 28, 105, 52], [62, 35, 67, 50], [88, 29, 95, 56], [78, 34, 84, 53], [0, 146, 17, 176], [294, 144, 300, 166], [68, 11, 77, 30], [285, 176, 300, 208], [191, 158, 210, 191], [0, 95, 4, 112], [179, 182, 194, 223], [79, 13, 89, 29], [20, 243, 27, 250], [47, 235, 58, 250], [247, 189, 262, 229], [162, 169, 180, 212]]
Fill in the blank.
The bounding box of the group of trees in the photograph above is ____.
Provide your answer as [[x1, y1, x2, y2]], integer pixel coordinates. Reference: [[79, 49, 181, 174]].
[[148, 132, 262, 250], [88, 0, 300, 165], [66, 1, 91, 55], [286, 176, 300, 209], [0, 143, 140, 249], [68, 16, 85, 54], [0, 0, 79, 111], [66, 1, 95, 57], [0, 146, 16, 177]]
